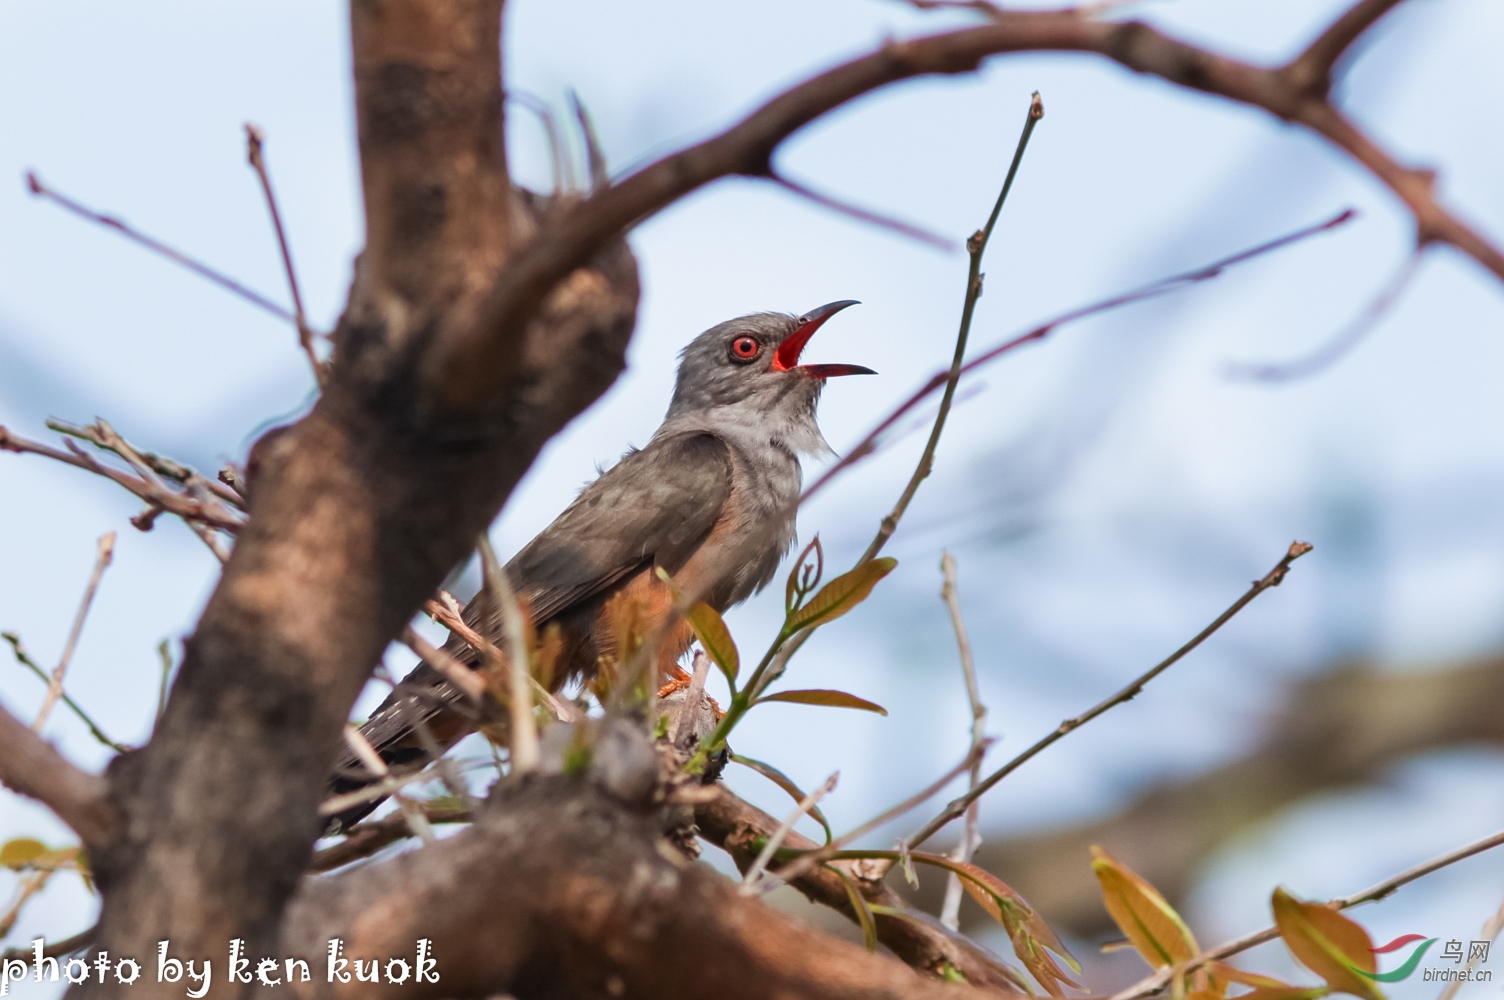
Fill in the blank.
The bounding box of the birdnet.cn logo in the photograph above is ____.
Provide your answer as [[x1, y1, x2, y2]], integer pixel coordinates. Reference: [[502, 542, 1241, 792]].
[[1348, 934, 1493, 983]]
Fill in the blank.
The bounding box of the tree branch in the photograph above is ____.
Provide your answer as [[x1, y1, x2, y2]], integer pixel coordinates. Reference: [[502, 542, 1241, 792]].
[[695, 785, 1023, 991], [277, 775, 1010, 999], [0, 700, 117, 846], [1281, 0, 1408, 97], [906, 542, 1312, 852], [435, 1, 1502, 409]]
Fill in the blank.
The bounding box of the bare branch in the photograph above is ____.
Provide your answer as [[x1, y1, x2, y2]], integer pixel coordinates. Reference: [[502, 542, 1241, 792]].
[[309, 801, 472, 873], [33, 531, 115, 732], [25, 171, 297, 323], [437, 3, 1504, 409], [1112, 824, 1504, 1000], [0, 925, 95, 963], [1282, 0, 1410, 97], [768, 170, 956, 251], [478, 535, 538, 772], [1226, 249, 1423, 382], [0, 700, 117, 845], [907, 541, 1313, 852], [697, 785, 1022, 989], [938, 551, 987, 930], [401, 626, 486, 704], [244, 124, 325, 383], [0, 423, 245, 533], [4, 632, 128, 753], [282, 777, 1005, 1000], [741, 771, 839, 894], [773, 744, 989, 888]]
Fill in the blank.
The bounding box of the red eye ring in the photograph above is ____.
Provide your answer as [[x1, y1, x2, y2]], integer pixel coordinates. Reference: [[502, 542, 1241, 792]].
[[729, 335, 761, 361]]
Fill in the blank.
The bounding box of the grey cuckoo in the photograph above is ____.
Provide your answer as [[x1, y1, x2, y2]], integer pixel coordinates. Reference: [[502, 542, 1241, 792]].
[[326, 301, 872, 830]]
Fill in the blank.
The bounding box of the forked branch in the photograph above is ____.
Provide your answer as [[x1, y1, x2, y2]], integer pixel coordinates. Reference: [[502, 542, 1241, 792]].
[[0, 701, 117, 846]]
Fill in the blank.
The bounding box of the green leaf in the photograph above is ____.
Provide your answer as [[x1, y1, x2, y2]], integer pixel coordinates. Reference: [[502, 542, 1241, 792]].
[[729, 754, 834, 844], [1, 838, 48, 870], [831, 866, 878, 952], [907, 850, 1080, 996], [687, 601, 739, 686], [1091, 845, 1199, 971], [787, 557, 896, 632], [1271, 888, 1384, 1000], [757, 689, 887, 716]]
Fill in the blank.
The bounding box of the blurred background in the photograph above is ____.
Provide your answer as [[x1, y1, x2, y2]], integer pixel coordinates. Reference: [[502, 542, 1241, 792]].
[[3, 0, 1504, 996]]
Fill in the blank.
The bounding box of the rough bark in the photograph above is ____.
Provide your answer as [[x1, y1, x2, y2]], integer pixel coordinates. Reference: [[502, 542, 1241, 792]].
[[274, 775, 978, 1000]]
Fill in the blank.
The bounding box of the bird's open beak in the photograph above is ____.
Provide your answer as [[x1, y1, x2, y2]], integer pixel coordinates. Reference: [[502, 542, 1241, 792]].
[[773, 300, 876, 378]]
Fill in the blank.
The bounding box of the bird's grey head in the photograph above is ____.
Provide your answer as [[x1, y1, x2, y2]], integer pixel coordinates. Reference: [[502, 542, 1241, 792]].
[[662, 301, 874, 457]]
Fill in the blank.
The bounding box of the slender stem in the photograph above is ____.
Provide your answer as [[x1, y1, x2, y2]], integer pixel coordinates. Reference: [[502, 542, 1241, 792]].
[[3, 633, 127, 753], [244, 125, 324, 383], [938, 551, 986, 930], [1111, 824, 1504, 1000], [34, 533, 115, 732], [25, 171, 296, 323], [769, 744, 987, 888], [907, 541, 1312, 852], [741, 771, 839, 894], [478, 535, 538, 773], [727, 92, 1045, 708]]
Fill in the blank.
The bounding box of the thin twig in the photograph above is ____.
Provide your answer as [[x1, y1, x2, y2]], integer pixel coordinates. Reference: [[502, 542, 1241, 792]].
[[1437, 890, 1504, 1000], [860, 91, 1041, 564], [34, 532, 115, 732], [2, 633, 127, 753], [1112, 824, 1504, 1000], [47, 419, 243, 508], [640, 212, 1351, 724], [0, 924, 96, 962], [507, 91, 573, 195], [937, 551, 987, 930], [25, 171, 295, 323], [244, 124, 324, 382], [0, 871, 52, 939], [672, 650, 712, 749], [770, 743, 990, 888], [1226, 249, 1423, 382], [309, 801, 473, 872], [801, 213, 1353, 511], [478, 536, 538, 772], [401, 626, 486, 703], [768, 171, 955, 251], [155, 639, 173, 724], [0, 423, 245, 538], [423, 595, 576, 722], [342, 725, 435, 845], [741, 771, 840, 894], [907, 541, 1312, 852]]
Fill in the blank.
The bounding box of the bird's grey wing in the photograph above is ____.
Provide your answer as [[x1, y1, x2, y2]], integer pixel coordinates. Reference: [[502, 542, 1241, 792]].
[[505, 431, 734, 623], [325, 433, 734, 830]]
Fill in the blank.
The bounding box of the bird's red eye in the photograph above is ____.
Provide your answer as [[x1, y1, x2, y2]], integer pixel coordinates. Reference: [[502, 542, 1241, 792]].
[[729, 336, 761, 361]]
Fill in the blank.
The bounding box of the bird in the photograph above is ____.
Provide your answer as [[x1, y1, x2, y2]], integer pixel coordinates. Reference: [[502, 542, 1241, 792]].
[[325, 300, 874, 831]]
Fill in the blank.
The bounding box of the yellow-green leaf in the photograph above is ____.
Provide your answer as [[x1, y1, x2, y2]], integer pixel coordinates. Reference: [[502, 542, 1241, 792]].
[[909, 850, 1080, 996], [757, 689, 887, 715], [730, 754, 833, 844], [1091, 845, 1199, 970], [832, 867, 878, 952], [687, 601, 739, 684], [0, 838, 47, 870], [787, 557, 897, 632], [1271, 888, 1383, 1000]]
